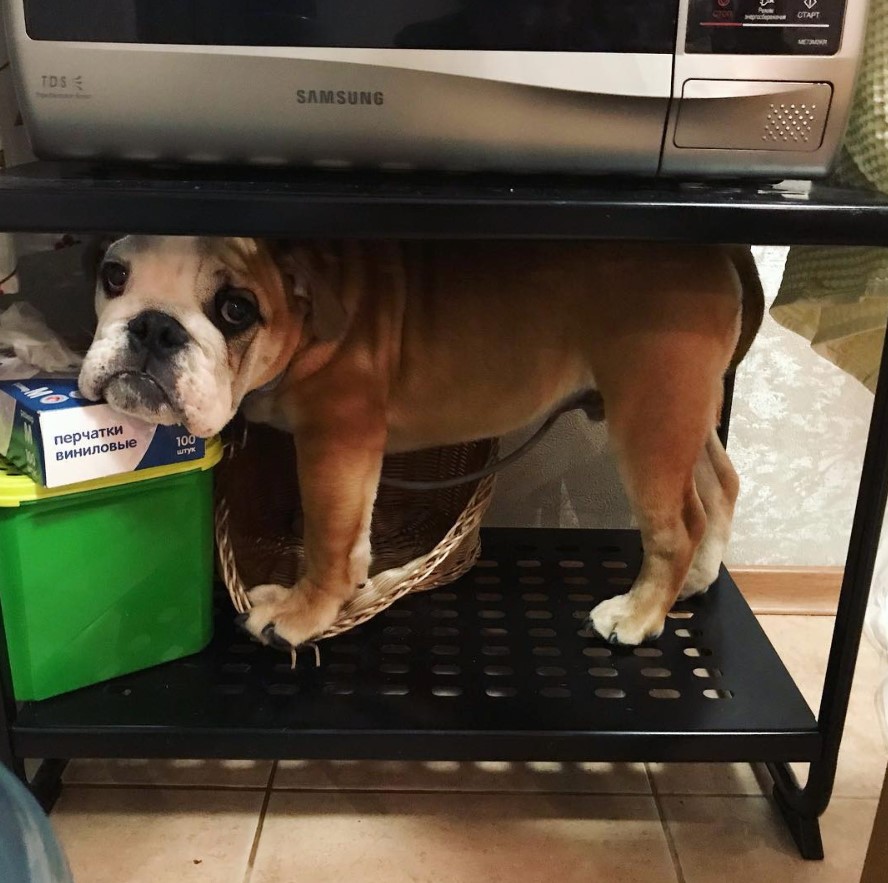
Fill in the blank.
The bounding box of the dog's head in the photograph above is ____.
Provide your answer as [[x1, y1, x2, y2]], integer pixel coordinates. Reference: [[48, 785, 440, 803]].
[[78, 235, 345, 437]]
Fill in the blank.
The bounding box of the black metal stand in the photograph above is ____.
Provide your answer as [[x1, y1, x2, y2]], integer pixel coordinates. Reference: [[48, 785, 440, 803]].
[[763, 319, 888, 859], [0, 608, 24, 781], [1, 163, 887, 858], [0, 581, 66, 811]]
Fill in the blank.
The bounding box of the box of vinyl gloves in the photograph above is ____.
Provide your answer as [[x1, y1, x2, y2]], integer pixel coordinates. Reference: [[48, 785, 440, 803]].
[[0, 377, 204, 487]]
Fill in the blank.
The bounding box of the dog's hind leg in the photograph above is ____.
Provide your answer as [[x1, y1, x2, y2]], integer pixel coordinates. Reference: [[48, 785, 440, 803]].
[[587, 345, 725, 646], [680, 430, 739, 599]]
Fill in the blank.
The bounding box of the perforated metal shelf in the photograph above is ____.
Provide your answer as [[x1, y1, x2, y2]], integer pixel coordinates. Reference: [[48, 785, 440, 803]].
[[12, 529, 820, 763]]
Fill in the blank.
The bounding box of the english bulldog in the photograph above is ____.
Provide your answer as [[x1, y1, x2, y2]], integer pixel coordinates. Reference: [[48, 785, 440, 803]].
[[79, 236, 763, 650]]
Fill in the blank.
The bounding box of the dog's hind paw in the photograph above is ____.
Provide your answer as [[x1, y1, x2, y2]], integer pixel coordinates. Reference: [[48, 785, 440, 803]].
[[587, 593, 665, 647]]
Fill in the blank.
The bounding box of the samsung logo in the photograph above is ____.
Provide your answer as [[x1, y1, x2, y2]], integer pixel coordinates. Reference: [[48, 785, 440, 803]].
[[297, 89, 384, 106]]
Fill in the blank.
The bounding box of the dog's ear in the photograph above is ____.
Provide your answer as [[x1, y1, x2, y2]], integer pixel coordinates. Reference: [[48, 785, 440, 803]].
[[266, 240, 347, 342]]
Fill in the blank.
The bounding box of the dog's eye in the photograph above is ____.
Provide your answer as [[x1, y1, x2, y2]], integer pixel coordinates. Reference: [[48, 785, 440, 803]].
[[100, 262, 129, 297], [215, 288, 259, 333]]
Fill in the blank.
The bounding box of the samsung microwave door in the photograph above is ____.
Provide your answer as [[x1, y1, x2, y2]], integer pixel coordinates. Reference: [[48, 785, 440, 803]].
[[5, 0, 678, 173]]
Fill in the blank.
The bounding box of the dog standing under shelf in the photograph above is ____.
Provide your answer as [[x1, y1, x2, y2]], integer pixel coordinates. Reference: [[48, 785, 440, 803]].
[[78, 237, 763, 650]]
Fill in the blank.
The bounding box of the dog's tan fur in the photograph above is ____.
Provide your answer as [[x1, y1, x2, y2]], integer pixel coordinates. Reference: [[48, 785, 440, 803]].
[[79, 237, 763, 648]]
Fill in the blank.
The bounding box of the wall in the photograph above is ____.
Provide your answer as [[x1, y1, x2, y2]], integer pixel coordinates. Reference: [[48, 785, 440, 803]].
[[484, 246, 875, 567]]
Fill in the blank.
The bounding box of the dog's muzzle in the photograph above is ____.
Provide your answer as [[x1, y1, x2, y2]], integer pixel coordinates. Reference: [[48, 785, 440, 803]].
[[98, 309, 191, 422]]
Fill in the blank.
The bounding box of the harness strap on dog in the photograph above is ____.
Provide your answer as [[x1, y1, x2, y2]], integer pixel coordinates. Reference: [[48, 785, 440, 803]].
[[379, 391, 604, 491]]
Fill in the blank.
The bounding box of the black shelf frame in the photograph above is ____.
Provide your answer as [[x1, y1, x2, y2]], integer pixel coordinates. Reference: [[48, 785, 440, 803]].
[[3, 162, 888, 245], [2, 162, 888, 862]]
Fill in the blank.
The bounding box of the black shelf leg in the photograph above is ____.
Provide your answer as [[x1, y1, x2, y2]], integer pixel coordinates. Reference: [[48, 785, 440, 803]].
[[773, 782, 825, 860], [28, 759, 68, 814], [0, 706, 25, 782], [0, 580, 67, 810], [768, 320, 888, 859], [769, 762, 825, 860], [0, 604, 25, 782]]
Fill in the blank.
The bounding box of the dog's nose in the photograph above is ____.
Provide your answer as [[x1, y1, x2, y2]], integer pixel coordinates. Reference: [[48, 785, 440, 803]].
[[127, 310, 189, 357]]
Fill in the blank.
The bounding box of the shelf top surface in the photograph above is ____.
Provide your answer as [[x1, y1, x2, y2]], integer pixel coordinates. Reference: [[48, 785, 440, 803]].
[[13, 529, 819, 762], [1, 161, 887, 244]]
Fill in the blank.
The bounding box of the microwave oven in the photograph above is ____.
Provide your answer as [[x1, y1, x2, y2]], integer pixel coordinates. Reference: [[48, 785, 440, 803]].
[[2, 0, 870, 176]]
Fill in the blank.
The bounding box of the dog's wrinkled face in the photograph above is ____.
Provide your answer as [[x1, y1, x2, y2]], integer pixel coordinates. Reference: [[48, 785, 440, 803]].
[[78, 236, 304, 437]]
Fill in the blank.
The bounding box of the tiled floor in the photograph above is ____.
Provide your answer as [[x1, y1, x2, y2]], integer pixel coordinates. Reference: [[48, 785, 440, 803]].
[[50, 615, 887, 882]]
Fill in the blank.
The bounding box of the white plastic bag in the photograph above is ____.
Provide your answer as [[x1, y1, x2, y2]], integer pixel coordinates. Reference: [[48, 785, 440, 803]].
[[0, 302, 82, 379]]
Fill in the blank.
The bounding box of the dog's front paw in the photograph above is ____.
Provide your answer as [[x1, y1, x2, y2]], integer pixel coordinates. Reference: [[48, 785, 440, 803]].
[[237, 580, 341, 650], [587, 593, 666, 646]]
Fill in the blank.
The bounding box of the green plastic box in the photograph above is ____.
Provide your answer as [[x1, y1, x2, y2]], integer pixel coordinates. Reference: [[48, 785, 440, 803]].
[[0, 439, 222, 701]]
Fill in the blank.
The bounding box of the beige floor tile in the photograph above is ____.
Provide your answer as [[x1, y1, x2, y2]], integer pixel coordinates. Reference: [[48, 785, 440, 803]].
[[252, 792, 677, 883], [648, 762, 769, 796], [64, 758, 273, 788], [273, 759, 650, 794], [759, 615, 888, 798], [664, 795, 877, 882], [51, 787, 263, 883]]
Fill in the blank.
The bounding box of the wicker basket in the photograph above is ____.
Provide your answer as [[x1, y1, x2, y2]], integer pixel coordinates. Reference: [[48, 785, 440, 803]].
[[215, 421, 497, 641]]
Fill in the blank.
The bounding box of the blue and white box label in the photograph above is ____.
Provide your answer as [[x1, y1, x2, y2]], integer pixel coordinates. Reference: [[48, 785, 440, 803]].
[[0, 378, 204, 487]]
